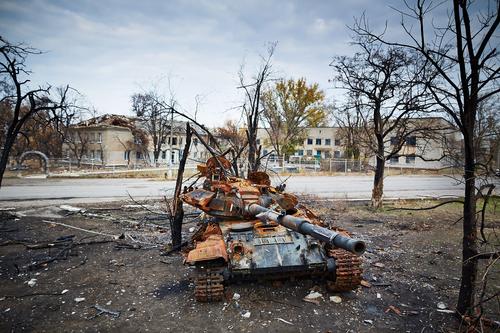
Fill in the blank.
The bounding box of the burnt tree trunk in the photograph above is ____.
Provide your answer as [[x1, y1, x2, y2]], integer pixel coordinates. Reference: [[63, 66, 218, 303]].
[[456, 110, 478, 316], [171, 123, 192, 248], [371, 155, 385, 209], [0, 134, 16, 188], [247, 129, 259, 173], [371, 106, 385, 209]]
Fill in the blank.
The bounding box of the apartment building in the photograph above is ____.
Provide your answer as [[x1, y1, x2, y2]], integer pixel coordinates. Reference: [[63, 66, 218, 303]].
[[256, 127, 345, 160], [256, 118, 462, 170], [63, 114, 209, 167]]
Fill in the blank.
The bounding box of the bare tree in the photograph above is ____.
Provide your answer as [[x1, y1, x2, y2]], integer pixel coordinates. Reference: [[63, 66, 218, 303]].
[[333, 97, 366, 160], [0, 37, 72, 186], [216, 120, 247, 176], [331, 44, 434, 208], [131, 91, 172, 166], [238, 42, 276, 173], [64, 129, 90, 167], [353, 0, 499, 317]]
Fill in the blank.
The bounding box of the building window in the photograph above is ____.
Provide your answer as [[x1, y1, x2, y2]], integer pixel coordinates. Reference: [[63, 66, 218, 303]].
[[325, 139, 331, 145], [124, 150, 130, 160], [306, 150, 313, 156], [406, 136, 417, 146], [97, 132, 102, 143], [307, 138, 313, 145], [315, 151, 321, 157], [334, 151, 341, 158], [172, 137, 177, 146], [316, 138, 321, 145], [193, 151, 197, 158], [162, 151, 166, 159], [136, 152, 142, 160], [406, 155, 416, 164], [334, 139, 341, 146], [179, 137, 183, 145], [390, 155, 399, 164], [134, 137, 142, 145], [193, 138, 199, 146], [263, 149, 268, 156], [390, 137, 399, 145], [256, 139, 261, 145], [325, 151, 331, 158], [95, 150, 101, 161], [297, 150, 304, 156]]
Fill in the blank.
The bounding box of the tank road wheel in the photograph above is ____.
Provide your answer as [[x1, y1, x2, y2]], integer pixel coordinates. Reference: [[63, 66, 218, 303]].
[[194, 267, 225, 302], [327, 249, 363, 292]]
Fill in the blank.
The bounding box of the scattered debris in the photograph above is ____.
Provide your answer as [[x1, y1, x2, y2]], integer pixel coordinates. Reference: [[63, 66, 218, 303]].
[[437, 302, 447, 310], [376, 293, 382, 299], [276, 318, 293, 325], [373, 262, 385, 268], [40, 220, 119, 239], [59, 205, 85, 213], [27, 278, 37, 287], [360, 280, 372, 288], [74, 297, 86, 303], [241, 311, 251, 319], [303, 291, 322, 305], [188, 227, 195, 233], [385, 305, 402, 316], [61, 289, 68, 294], [363, 319, 374, 325], [88, 304, 121, 319], [437, 309, 455, 314], [232, 293, 241, 301], [329, 296, 342, 303]]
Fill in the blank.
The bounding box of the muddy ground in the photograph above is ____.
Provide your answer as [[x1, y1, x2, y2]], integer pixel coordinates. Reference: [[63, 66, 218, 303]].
[[0, 198, 498, 333]]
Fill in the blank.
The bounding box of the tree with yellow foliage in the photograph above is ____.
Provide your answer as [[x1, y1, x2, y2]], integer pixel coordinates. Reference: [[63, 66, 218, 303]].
[[261, 78, 328, 160]]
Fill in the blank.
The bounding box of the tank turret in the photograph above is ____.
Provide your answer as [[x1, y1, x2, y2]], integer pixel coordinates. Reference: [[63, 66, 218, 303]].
[[245, 203, 366, 255]]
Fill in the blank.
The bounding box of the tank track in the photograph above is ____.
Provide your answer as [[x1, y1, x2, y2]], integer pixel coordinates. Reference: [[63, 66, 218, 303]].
[[327, 248, 362, 291], [194, 267, 225, 302]]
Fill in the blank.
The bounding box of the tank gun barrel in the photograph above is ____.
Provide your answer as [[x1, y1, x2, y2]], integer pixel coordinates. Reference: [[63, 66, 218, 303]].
[[246, 203, 366, 255]]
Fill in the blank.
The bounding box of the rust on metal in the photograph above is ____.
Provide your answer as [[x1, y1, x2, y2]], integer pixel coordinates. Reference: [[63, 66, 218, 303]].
[[179, 156, 366, 302]]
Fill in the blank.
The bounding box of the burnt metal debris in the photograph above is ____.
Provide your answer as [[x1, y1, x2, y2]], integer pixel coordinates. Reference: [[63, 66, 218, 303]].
[[181, 156, 366, 302]]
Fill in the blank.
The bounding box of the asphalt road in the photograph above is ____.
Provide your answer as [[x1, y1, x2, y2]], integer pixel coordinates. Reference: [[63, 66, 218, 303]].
[[0, 175, 475, 206]]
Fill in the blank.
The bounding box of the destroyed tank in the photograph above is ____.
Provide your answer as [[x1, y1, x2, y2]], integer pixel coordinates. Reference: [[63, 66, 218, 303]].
[[181, 157, 365, 302]]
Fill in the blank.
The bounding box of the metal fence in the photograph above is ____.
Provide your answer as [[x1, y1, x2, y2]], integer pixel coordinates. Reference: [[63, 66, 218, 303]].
[[259, 157, 367, 174]]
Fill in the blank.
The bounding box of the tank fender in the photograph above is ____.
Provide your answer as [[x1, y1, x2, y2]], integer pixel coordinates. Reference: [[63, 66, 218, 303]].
[[186, 235, 228, 264]]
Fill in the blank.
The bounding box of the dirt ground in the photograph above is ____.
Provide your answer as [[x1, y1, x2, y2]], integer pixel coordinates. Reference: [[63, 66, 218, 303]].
[[0, 198, 498, 333]]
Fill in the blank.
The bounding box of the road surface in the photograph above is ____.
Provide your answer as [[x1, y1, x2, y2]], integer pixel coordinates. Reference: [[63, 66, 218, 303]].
[[0, 175, 477, 207]]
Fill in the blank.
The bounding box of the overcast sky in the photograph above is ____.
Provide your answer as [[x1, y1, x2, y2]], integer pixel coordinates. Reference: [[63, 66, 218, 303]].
[[0, 0, 452, 126]]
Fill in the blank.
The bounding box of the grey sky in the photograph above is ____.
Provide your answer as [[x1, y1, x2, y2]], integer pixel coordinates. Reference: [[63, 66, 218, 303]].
[[0, 0, 447, 126]]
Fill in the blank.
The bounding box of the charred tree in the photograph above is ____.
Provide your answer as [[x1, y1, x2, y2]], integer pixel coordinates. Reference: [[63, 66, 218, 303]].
[[353, 0, 499, 317], [331, 45, 433, 209], [0, 37, 72, 187], [238, 42, 276, 173], [171, 123, 192, 248]]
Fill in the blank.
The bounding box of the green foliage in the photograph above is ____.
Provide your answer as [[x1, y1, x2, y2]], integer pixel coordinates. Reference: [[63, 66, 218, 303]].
[[262, 78, 328, 157]]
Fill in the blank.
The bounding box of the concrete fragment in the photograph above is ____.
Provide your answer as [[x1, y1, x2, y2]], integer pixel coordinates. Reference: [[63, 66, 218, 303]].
[[27, 278, 37, 287], [330, 296, 342, 303]]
